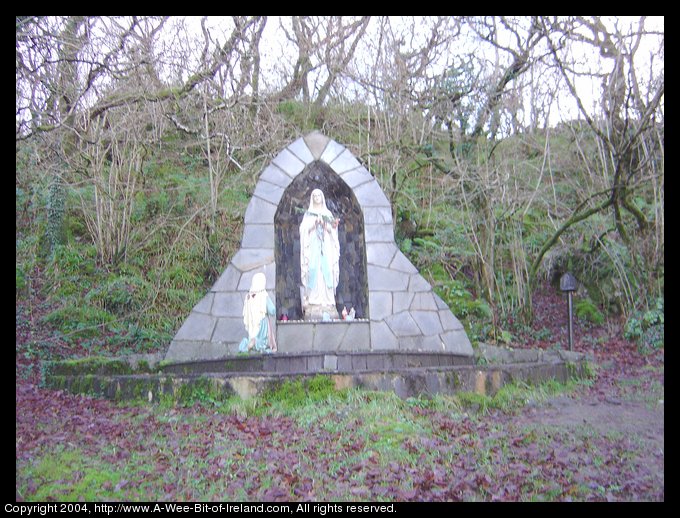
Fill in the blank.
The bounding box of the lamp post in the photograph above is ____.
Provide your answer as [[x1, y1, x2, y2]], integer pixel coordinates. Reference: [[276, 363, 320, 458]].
[[559, 273, 578, 351]]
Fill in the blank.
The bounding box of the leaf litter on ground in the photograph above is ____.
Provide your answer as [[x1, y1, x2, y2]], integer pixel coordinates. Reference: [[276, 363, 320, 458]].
[[16, 286, 663, 502]]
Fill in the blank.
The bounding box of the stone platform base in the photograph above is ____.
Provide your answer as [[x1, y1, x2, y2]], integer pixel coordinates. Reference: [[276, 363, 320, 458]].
[[277, 319, 370, 352], [42, 346, 592, 402]]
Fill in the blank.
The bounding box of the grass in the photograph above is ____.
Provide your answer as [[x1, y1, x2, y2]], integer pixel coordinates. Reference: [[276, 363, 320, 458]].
[[17, 371, 662, 502], [442, 378, 579, 416], [615, 366, 664, 406], [18, 446, 132, 501]]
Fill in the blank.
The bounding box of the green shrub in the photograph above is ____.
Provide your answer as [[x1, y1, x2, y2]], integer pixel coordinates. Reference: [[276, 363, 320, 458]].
[[46, 176, 66, 251], [16, 266, 26, 292], [264, 375, 341, 411], [42, 305, 116, 339], [625, 298, 664, 350], [432, 276, 492, 342], [276, 100, 322, 131], [43, 244, 98, 299], [116, 324, 171, 353], [575, 298, 605, 325], [85, 275, 149, 315], [160, 263, 203, 289]]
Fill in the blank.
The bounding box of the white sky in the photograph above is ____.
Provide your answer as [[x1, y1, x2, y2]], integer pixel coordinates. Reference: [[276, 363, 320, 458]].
[[17, 16, 664, 134]]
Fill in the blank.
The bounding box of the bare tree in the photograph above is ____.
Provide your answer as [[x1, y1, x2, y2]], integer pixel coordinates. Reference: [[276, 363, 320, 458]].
[[274, 16, 370, 107], [16, 16, 663, 327], [522, 16, 664, 319], [466, 16, 547, 140], [71, 108, 147, 264], [17, 16, 270, 265]]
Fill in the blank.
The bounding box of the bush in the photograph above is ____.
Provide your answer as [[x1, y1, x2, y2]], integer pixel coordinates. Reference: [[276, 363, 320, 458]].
[[45, 244, 97, 297], [84, 275, 149, 315], [16, 266, 27, 292], [41, 305, 116, 340], [432, 277, 493, 344], [264, 375, 341, 411], [575, 298, 605, 326], [624, 298, 664, 350]]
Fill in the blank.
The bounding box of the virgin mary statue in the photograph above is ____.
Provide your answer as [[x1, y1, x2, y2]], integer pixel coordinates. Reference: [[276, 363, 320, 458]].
[[299, 188, 340, 320]]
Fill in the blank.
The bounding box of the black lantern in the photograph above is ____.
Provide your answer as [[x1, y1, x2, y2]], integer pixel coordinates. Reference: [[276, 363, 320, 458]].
[[559, 273, 577, 351]]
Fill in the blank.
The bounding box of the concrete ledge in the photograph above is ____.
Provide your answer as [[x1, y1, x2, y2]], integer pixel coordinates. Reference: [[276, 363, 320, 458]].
[[43, 348, 591, 402], [44, 351, 475, 378], [44, 359, 591, 402], [160, 351, 474, 374], [476, 343, 594, 365], [165, 340, 231, 362]]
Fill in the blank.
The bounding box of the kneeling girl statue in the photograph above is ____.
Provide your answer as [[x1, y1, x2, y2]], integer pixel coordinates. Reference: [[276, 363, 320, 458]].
[[238, 272, 277, 353]]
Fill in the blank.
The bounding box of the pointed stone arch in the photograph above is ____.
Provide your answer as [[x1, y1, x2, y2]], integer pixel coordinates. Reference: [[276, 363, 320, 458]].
[[274, 160, 369, 321], [165, 132, 472, 361]]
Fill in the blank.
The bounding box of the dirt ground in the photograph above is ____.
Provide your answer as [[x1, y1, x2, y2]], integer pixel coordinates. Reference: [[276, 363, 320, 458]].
[[502, 286, 664, 499], [514, 353, 664, 500], [16, 283, 664, 501], [530, 393, 664, 450]]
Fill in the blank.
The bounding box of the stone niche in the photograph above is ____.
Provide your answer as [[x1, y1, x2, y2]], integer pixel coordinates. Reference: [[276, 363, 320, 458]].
[[275, 160, 368, 321], [164, 131, 473, 362]]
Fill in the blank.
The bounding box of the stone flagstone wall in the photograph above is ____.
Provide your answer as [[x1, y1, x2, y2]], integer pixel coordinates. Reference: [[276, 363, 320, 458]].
[[165, 132, 473, 362]]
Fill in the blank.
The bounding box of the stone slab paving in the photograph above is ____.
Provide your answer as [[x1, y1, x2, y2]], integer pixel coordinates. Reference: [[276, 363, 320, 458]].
[[165, 132, 473, 362]]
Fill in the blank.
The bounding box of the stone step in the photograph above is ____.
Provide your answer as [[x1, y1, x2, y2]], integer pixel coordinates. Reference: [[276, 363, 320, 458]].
[[160, 351, 475, 375], [45, 351, 474, 377], [43, 356, 591, 402]]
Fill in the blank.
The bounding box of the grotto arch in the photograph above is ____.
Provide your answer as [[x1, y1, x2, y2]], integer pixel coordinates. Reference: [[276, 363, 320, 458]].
[[165, 131, 473, 361], [274, 160, 369, 321]]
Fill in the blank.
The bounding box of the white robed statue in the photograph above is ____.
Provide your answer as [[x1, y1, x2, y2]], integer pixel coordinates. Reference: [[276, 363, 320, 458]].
[[299, 189, 340, 320], [238, 272, 277, 353]]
